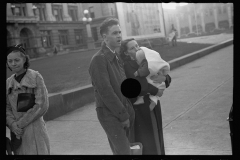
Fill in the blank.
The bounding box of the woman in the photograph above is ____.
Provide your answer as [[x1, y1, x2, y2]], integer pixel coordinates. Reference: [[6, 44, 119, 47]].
[[171, 24, 177, 46], [6, 44, 50, 155], [119, 39, 171, 155]]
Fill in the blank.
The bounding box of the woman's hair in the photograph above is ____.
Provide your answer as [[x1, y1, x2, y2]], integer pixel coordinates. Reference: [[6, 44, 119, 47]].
[[6, 44, 30, 71], [119, 38, 135, 61]]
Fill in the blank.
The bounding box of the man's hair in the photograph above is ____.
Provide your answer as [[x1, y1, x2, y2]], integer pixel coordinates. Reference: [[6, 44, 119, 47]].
[[100, 18, 119, 37]]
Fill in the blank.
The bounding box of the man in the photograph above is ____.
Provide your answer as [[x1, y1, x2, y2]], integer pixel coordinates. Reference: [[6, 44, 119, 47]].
[[88, 18, 135, 155]]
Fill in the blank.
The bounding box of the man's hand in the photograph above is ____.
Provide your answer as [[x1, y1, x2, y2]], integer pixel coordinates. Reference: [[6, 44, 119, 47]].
[[121, 119, 130, 128], [151, 74, 166, 84], [11, 122, 23, 136], [156, 89, 164, 97]]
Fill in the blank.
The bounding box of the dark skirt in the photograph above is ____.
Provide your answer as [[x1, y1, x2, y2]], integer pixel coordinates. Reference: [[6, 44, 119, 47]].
[[132, 95, 165, 155]]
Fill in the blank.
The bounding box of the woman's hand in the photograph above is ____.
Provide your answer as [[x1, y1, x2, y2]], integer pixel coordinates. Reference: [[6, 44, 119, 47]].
[[11, 122, 23, 136], [156, 89, 164, 97], [151, 74, 166, 84]]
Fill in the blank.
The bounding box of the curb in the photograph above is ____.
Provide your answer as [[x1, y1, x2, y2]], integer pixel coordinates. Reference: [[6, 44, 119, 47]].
[[43, 39, 233, 121]]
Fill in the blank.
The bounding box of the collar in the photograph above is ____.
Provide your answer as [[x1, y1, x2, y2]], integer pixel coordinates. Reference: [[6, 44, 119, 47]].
[[7, 69, 38, 94], [101, 42, 118, 62], [105, 44, 115, 54]]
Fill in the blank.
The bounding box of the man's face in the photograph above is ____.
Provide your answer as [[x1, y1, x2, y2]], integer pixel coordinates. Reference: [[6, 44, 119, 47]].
[[103, 25, 122, 50]]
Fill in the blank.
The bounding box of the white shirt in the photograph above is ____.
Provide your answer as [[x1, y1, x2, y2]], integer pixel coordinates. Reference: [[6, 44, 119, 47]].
[[105, 44, 121, 60], [105, 45, 116, 54]]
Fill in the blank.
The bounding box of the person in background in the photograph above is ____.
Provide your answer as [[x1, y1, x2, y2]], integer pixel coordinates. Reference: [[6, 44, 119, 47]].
[[6, 44, 50, 155], [88, 18, 135, 155], [171, 24, 178, 46]]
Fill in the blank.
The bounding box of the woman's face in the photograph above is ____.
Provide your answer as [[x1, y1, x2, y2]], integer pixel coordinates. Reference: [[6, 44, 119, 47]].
[[7, 51, 26, 73], [126, 40, 141, 59]]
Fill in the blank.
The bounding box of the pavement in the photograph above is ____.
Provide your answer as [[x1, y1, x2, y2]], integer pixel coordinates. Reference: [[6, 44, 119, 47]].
[[6, 33, 233, 155], [178, 33, 233, 44], [45, 45, 233, 155]]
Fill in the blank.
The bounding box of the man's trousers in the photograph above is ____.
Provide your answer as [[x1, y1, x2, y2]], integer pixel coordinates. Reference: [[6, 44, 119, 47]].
[[96, 106, 135, 155]]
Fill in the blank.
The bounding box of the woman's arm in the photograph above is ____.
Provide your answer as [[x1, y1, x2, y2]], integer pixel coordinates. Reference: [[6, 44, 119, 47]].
[[134, 60, 150, 77], [6, 94, 17, 130], [16, 73, 49, 129], [124, 60, 159, 97]]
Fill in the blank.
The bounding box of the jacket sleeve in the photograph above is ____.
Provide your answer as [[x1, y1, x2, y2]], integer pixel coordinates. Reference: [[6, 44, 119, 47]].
[[145, 83, 159, 96], [137, 60, 150, 77], [89, 55, 129, 122], [124, 60, 158, 99], [16, 73, 49, 129], [6, 94, 17, 130]]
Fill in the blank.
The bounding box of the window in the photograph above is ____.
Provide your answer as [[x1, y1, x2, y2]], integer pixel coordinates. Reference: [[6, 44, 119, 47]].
[[91, 27, 98, 42], [74, 29, 84, 44], [58, 30, 69, 45], [223, 6, 227, 14], [218, 7, 222, 14], [11, 3, 26, 16], [209, 8, 213, 16], [52, 5, 63, 21], [111, 8, 114, 15], [205, 9, 209, 17], [89, 6, 95, 18], [33, 3, 46, 21], [197, 13, 200, 19], [40, 30, 52, 47], [68, 6, 78, 21]]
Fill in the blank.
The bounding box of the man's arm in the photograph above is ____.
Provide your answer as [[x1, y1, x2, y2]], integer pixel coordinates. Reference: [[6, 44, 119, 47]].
[[89, 55, 129, 122]]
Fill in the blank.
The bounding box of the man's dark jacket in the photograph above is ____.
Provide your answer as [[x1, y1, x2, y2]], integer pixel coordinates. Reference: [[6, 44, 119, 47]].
[[89, 42, 133, 122]]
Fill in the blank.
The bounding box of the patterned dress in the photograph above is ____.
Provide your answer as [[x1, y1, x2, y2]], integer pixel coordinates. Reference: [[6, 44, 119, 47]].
[[6, 69, 50, 155]]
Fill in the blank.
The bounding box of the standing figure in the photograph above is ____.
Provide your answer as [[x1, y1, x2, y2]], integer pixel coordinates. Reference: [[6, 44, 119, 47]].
[[6, 44, 50, 155], [88, 18, 135, 155], [129, 10, 140, 36], [171, 24, 178, 46], [120, 38, 171, 155]]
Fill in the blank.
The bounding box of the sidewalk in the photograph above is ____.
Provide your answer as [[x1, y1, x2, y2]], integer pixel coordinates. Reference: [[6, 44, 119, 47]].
[[44, 45, 233, 155], [178, 33, 233, 44]]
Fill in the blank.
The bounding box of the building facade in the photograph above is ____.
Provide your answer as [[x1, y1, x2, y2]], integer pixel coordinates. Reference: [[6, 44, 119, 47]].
[[7, 3, 117, 58], [163, 3, 233, 38], [7, 3, 233, 58]]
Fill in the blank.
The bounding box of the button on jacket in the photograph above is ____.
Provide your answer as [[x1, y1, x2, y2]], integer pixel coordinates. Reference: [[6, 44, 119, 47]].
[[89, 42, 133, 122]]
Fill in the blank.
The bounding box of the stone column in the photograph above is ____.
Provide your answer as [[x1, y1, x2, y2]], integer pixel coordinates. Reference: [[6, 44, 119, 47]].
[[213, 5, 219, 29], [176, 17, 181, 38], [86, 24, 95, 49], [227, 5, 233, 27], [77, 3, 84, 21], [188, 15, 193, 33], [200, 8, 205, 32], [62, 3, 72, 21], [7, 3, 13, 16], [45, 3, 56, 21], [26, 3, 34, 16]]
